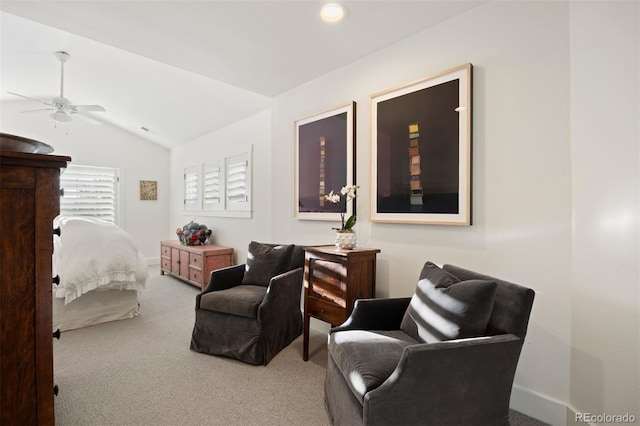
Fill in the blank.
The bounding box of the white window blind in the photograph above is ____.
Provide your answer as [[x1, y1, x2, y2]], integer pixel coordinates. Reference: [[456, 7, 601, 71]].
[[226, 152, 251, 211], [60, 164, 119, 223], [203, 162, 223, 211], [184, 166, 199, 209]]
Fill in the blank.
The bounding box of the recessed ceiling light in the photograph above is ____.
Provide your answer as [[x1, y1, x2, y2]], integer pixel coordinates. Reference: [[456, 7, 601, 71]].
[[321, 3, 347, 23]]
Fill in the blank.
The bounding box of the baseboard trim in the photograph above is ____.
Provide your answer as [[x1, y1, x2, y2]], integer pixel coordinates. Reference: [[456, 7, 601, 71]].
[[566, 405, 580, 426], [511, 384, 568, 425], [146, 256, 160, 266]]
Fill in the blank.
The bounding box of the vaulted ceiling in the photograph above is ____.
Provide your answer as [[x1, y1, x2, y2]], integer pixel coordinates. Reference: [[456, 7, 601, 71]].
[[1, 1, 484, 149]]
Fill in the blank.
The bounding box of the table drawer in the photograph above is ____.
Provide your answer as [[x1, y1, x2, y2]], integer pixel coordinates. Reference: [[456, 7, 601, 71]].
[[306, 296, 345, 326]]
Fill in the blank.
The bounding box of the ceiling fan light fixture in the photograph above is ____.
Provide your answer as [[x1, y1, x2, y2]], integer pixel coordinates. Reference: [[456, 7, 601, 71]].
[[321, 3, 347, 23], [50, 111, 72, 123]]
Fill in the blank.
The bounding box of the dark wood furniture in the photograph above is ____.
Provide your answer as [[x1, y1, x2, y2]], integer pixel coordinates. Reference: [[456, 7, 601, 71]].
[[1, 150, 71, 425], [160, 240, 233, 289], [302, 245, 380, 361]]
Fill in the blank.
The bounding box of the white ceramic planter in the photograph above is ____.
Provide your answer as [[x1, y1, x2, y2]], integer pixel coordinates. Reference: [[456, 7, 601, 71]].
[[335, 230, 357, 249]]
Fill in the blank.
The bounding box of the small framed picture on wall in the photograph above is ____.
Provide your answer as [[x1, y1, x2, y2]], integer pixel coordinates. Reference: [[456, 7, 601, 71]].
[[139, 180, 158, 201]]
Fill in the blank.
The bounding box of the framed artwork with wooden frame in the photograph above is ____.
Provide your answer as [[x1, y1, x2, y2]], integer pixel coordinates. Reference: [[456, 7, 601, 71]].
[[370, 63, 472, 225], [294, 101, 356, 221], [139, 180, 158, 201]]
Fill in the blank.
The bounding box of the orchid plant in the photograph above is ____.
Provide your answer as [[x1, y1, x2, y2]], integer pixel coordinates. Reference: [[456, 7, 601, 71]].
[[324, 185, 359, 232]]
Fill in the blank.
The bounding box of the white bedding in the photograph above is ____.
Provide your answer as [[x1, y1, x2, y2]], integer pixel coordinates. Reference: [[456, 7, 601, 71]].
[[53, 216, 148, 304]]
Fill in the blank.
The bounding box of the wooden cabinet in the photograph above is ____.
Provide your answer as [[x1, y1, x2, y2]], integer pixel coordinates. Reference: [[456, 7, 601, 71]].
[[302, 245, 380, 361], [160, 240, 233, 289], [0, 150, 71, 425]]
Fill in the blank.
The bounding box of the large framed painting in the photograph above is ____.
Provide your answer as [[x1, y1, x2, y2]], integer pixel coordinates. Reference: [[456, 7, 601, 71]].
[[370, 63, 472, 225], [294, 102, 356, 221]]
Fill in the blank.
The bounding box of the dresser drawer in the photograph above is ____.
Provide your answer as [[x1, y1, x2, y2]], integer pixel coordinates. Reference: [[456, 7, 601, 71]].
[[190, 253, 203, 268], [189, 267, 203, 285], [161, 244, 171, 257], [306, 296, 345, 326], [161, 258, 171, 271]]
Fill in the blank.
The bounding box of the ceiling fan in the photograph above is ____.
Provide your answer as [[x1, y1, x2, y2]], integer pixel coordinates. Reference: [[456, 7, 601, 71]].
[[8, 51, 105, 125]]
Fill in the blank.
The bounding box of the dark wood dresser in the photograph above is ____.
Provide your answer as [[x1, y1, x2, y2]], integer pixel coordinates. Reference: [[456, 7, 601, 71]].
[[160, 240, 234, 289], [0, 150, 70, 425], [302, 245, 380, 361]]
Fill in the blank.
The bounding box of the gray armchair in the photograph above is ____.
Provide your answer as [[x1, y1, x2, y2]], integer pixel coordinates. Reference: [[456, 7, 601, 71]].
[[190, 242, 305, 365], [324, 262, 535, 425]]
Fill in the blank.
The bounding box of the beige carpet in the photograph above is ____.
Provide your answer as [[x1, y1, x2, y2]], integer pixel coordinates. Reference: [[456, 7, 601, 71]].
[[54, 269, 547, 426]]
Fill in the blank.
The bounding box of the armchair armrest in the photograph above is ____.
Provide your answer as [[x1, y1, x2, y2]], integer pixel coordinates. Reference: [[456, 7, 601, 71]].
[[258, 267, 304, 322], [364, 334, 523, 426], [330, 297, 411, 333], [196, 264, 246, 308]]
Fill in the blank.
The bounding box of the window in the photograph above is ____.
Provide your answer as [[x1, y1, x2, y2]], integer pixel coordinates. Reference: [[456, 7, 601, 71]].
[[182, 146, 252, 218], [184, 165, 199, 210], [60, 164, 119, 223]]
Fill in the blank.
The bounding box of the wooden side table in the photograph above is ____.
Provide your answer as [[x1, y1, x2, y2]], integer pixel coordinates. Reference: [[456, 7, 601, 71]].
[[160, 240, 233, 289], [302, 245, 380, 361]]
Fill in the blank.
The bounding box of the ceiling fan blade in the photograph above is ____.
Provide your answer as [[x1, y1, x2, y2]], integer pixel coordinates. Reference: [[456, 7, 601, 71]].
[[7, 91, 53, 106], [20, 108, 55, 113], [73, 112, 101, 126], [72, 104, 105, 112]]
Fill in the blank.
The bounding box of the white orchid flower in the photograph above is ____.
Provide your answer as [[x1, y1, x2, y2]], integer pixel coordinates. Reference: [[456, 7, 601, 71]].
[[340, 185, 359, 201], [324, 185, 359, 231], [324, 190, 340, 204]]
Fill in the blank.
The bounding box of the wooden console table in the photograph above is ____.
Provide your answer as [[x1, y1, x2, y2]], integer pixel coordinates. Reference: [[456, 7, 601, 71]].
[[302, 245, 380, 361], [160, 240, 233, 289]]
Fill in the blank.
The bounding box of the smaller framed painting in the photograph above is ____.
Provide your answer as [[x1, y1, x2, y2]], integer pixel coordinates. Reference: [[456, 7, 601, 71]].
[[140, 180, 158, 201], [370, 63, 472, 225], [294, 102, 356, 221]]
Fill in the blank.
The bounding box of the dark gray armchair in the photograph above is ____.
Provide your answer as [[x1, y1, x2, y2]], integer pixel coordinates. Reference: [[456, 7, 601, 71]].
[[190, 242, 305, 365], [325, 262, 535, 425]]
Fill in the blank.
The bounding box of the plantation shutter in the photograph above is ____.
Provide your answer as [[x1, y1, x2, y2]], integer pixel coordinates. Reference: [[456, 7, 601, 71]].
[[203, 161, 223, 210], [226, 151, 251, 211], [59, 164, 119, 223], [184, 165, 199, 209]]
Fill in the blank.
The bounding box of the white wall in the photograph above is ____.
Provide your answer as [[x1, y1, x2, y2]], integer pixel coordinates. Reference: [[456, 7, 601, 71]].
[[271, 2, 572, 423], [1, 100, 170, 263], [85, 0, 637, 423], [269, 1, 638, 424], [169, 109, 272, 264], [569, 2, 640, 423]]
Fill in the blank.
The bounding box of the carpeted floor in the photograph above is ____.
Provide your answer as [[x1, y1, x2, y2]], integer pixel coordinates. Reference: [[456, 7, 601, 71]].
[[53, 269, 547, 426]]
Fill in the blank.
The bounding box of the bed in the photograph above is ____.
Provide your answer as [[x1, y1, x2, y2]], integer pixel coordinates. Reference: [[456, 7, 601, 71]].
[[52, 216, 148, 331]]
